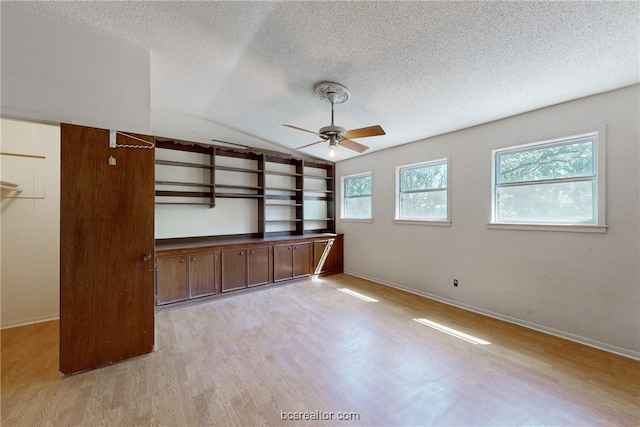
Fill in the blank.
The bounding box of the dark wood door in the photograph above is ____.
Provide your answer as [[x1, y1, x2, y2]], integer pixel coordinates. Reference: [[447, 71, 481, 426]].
[[273, 244, 293, 282], [292, 243, 310, 278], [189, 253, 216, 298], [221, 249, 246, 291], [156, 256, 188, 304], [247, 246, 270, 287], [60, 124, 155, 375]]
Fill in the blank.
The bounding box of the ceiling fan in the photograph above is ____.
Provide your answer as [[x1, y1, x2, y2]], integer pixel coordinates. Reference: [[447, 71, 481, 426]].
[[283, 82, 385, 158]]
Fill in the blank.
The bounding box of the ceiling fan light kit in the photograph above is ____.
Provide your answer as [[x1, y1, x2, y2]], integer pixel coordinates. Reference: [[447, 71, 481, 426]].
[[283, 81, 386, 158]]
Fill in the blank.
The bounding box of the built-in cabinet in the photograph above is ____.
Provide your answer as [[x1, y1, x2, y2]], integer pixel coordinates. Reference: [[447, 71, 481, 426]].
[[273, 242, 311, 282], [153, 138, 341, 308], [155, 234, 343, 306], [156, 252, 217, 304], [220, 245, 271, 292]]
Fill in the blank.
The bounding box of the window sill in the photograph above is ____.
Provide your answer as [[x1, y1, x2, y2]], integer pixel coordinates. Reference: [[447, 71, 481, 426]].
[[487, 222, 607, 233], [393, 219, 451, 227], [339, 218, 374, 223]]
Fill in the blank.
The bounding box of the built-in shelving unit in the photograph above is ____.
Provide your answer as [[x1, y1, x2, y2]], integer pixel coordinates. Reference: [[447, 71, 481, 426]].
[[154, 138, 335, 238], [155, 139, 216, 208]]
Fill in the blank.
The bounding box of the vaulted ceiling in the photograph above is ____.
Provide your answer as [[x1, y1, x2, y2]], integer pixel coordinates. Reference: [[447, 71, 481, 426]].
[[8, 1, 639, 161]]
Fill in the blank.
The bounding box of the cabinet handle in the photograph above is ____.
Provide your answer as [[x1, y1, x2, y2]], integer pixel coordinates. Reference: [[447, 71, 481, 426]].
[[240, 251, 244, 255], [250, 250, 255, 254], [142, 253, 152, 261], [191, 257, 196, 262], [179, 258, 185, 263], [288, 247, 291, 250]]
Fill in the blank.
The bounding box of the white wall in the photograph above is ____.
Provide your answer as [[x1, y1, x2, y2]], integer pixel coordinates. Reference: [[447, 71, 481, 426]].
[[1, 4, 151, 134], [1, 118, 60, 328], [336, 85, 640, 358]]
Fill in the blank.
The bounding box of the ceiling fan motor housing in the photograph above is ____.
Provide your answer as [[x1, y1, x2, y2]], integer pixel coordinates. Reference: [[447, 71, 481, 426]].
[[319, 125, 346, 140]]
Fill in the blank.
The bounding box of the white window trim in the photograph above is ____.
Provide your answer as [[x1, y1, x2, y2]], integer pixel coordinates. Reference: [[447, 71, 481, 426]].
[[340, 171, 373, 220], [489, 126, 606, 233], [394, 156, 451, 225]]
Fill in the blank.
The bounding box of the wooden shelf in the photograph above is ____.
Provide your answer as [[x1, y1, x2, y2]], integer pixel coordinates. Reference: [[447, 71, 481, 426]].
[[265, 187, 302, 192], [304, 189, 333, 194], [215, 193, 263, 199], [155, 139, 335, 236], [216, 165, 263, 174], [156, 202, 215, 207], [304, 175, 333, 180], [266, 202, 303, 206], [156, 190, 213, 198], [156, 181, 214, 188], [264, 170, 303, 177], [156, 159, 214, 169], [216, 184, 263, 191]]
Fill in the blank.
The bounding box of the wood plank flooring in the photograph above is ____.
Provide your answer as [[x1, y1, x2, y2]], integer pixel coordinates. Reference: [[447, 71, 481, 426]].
[[2, 274, 639, 426]]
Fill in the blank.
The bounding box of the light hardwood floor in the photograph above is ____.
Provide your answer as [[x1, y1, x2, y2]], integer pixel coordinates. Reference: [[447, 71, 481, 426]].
[[2, 274, 639, 426]]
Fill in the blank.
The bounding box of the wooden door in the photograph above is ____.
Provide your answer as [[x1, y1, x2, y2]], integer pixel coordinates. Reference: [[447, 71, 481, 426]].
[[292, 243, 310, 278], [247, 246, 270, 287], [221, 249, 247, 291], [60, 124, 155, 375], [189, 253, 216, 298], [156, 255, 189, 304]]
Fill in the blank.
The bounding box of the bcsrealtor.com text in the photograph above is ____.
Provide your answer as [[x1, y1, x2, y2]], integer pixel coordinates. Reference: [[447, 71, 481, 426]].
[[281, 410, 361, 421]]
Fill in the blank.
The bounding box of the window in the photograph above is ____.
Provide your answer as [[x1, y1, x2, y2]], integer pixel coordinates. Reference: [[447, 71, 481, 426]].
[[492, 130, 605, 230], [396, 158, 449, 222], [342, 172, 372, 219]]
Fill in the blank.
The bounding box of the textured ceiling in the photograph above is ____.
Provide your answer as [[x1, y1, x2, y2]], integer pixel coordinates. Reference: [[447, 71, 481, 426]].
[[8, 1, 640, 161]]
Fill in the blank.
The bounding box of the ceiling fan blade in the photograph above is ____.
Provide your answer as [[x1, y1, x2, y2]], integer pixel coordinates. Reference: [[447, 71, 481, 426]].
[[296, 140, 325, 150], [282, 124, 321, 137], [342, 125, 385, 140], [339, 138, 369, 153]]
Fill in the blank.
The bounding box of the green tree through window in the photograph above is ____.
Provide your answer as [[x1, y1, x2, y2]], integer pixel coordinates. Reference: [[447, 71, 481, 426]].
[[493, 134, 598, 224]]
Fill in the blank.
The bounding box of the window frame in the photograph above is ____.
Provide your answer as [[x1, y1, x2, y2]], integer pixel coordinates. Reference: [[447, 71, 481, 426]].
[[489, 128, 607, 233], [394, 157, 451, 226], [340, 171, 373, 221]]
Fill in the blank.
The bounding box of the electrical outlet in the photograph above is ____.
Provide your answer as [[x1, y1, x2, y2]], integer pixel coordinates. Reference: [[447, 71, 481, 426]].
[[453, 279, 458, 287]]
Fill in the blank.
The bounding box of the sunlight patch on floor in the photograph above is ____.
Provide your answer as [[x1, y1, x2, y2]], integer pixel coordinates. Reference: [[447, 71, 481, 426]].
[[414, 318, 491, 345], [338, 288, 379, 302]]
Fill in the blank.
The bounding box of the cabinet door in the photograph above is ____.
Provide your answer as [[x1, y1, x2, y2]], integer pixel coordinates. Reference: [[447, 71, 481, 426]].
[[221, 249, 247, 292], [313, 240, 332, 274], [313, 236, 343, 274], [189, 253, 216, 298], [273, 244, 293, 282], [248, 247, 270, 287], [156, 256, 189, 304], [292, 243, 311, 278], [326, 235, 343, 273]]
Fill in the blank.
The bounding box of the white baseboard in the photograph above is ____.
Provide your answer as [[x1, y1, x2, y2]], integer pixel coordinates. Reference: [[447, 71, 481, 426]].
[[1, 314, 60, 330], [345, 271, 640, 361]]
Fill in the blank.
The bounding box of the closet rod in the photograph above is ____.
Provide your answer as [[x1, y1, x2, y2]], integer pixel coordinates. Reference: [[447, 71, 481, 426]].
[[0, 152, 46, 159]]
